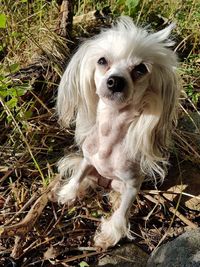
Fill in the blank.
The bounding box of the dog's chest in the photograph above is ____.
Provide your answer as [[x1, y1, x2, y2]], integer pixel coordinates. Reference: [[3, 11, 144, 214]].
[[82, 107, 133, 179], [83, 122, 122, 157]]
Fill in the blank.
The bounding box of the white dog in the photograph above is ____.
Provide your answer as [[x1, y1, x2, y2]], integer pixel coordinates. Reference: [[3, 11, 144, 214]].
[[56, 16, 179, 249]]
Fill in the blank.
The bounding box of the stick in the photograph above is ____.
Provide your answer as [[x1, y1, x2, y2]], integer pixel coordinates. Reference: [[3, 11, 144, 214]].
[[0, 175, 60, 237]]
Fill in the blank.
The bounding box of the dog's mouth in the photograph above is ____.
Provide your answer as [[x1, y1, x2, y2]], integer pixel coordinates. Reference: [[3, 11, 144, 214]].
[[98, 89, 129, 107], [104, 91, 126, 101]]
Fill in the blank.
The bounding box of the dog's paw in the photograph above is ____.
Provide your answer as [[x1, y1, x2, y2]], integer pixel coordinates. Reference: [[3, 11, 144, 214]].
[[57, 181, 78, 205], [94, 212, 133, 250]]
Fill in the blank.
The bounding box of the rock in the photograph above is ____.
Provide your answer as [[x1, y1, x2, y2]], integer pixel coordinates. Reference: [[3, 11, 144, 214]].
[[97, 243, 148, 267], [147, 228, 200, 267]]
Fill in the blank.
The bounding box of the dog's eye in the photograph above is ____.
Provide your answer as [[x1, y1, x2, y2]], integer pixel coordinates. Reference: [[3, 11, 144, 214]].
[[97, 57, 108, 65], [131, 63, 148, 80], [135, 63, 148, 75]]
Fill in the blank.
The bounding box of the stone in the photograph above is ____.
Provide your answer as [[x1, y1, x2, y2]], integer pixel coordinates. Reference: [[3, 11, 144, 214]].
[[147, 228, 200, 267], [97, 243, 148, 267]]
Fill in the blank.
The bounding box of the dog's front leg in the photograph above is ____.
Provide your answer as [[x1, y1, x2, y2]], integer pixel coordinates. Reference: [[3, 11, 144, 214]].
[[58, 159, 92, 205], [94, 175, 143, 250]]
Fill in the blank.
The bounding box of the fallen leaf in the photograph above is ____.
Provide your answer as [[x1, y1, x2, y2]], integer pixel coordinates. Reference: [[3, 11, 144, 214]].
[[44, 245, 59, 260]]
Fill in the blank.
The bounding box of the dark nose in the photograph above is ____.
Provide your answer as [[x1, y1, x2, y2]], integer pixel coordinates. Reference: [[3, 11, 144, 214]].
[[107, 76, 126, 92]]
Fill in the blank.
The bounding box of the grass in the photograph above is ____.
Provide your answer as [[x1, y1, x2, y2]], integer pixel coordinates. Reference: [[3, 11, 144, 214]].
[[0, 0, 200, 266]]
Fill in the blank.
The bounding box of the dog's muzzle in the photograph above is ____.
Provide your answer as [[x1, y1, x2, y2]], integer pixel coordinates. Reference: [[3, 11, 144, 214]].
[[107, 75, 126, 93]]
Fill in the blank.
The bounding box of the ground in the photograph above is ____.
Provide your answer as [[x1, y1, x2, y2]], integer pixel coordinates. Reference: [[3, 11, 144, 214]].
[[0, 0, 200, 266]]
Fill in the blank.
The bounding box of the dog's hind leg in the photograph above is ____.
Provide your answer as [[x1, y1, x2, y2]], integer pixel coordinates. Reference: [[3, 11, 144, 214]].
[[57, 158, 93, 205]]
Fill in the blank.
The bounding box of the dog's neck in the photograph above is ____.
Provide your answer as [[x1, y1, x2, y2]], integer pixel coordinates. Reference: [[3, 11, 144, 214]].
[[97, 99, 138, 131]]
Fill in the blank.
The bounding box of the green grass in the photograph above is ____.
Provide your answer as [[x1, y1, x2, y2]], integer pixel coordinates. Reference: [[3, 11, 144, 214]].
[[1, 0, 58, 63]]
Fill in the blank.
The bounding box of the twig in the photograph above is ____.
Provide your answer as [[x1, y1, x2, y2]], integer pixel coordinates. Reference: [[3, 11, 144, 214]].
[[78, 214, 101, 222], [0, 175, 60, 237], [179, 103, 200, 133], [174, 33, 193, 53], [73, 11, 101, 24], [168, 206, 197, 229], [143, 189, 200, 201], [0, 169, 14, 185], [3, 192, 39, 226], [56, 251, 104, 264], [58, 0, 74, 38], [143, 193, 197, 229], [174, 130, 200, 160], [30, 90, 53, 115], [74, 246, 97, 251], [11, 236, 24, 259], [143, 192, 197, 252], [73, 8, 112, 25]]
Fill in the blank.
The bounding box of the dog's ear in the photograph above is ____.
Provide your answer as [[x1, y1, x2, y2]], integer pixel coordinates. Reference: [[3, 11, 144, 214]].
[[125, 65, 179, 182], [149, 23, 179, 154], [154, 66, 179, 146], [57, 40, 98, 134], [125, 91, 166, 181], [150, 65, 179, 181], [124, 23, 179, 182]]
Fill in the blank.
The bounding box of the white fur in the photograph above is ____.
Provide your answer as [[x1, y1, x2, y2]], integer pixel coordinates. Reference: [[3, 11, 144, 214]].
[[94, 211, 133, 250], [56, 16, 179, 249]]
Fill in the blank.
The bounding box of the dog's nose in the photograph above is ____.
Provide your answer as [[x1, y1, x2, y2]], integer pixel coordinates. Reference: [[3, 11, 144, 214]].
[[107, 76, 126, 92]]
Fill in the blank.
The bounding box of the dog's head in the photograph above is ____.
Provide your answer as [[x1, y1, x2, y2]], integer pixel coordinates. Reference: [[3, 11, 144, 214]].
[[58, 16, 178, 119], [93, 21, 171, 109], [57, 16, 179, 180]]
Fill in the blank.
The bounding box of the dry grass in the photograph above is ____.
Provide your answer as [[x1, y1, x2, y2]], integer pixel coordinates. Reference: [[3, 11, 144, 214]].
[[0, 0, 200, 266]]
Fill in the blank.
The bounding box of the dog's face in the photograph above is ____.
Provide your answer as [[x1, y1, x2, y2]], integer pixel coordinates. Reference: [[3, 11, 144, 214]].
[[91, 20, 176, 109], [94, 53, 151, 107]]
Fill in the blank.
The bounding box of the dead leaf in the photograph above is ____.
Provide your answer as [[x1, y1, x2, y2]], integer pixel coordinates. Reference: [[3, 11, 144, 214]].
[[44, 245, 59, 260]]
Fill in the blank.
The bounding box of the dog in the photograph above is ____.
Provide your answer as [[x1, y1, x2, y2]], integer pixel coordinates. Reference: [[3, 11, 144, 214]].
[[55, 16, 179, 250]]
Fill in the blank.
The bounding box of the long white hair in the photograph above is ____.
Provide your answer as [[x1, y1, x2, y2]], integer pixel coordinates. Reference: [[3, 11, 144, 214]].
[[57, 17, 179, 182]]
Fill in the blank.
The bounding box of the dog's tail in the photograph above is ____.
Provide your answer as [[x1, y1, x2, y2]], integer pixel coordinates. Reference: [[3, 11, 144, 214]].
[[57, 154, 97, 193], [57, 153, 83, 179]]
